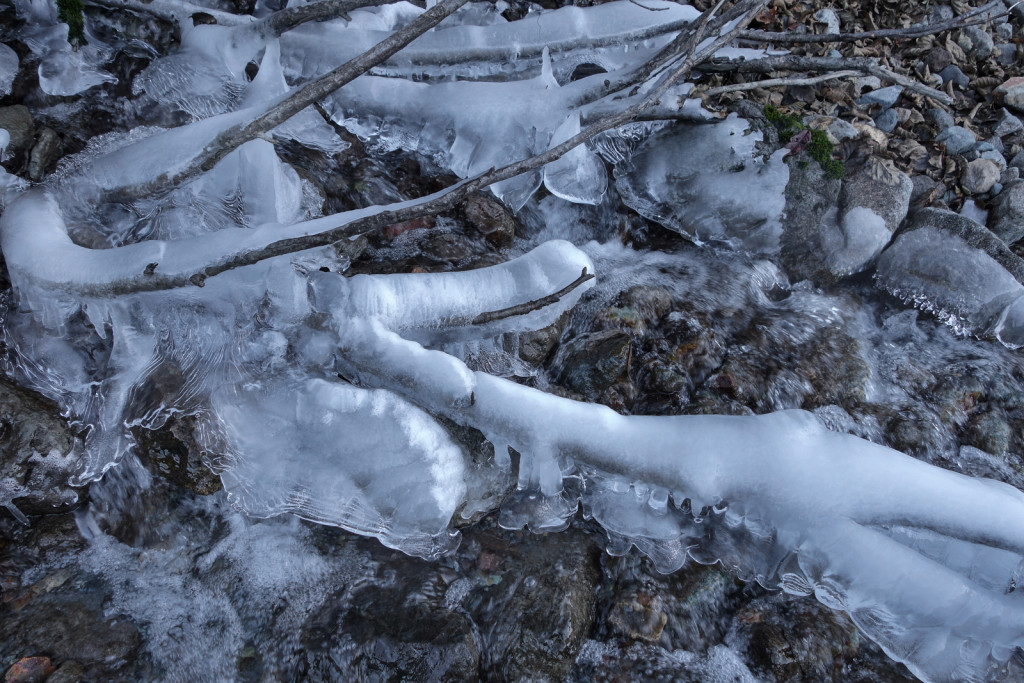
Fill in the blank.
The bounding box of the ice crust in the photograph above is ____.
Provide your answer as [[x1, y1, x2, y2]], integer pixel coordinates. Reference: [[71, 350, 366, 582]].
[[1, 2, 1024, 681], [615, 114, 790, 251]]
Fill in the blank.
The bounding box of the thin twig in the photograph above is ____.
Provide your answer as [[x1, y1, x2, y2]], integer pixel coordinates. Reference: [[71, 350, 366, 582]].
[[698, 70, 862, 96], [471, 268, 595, 325], [739, 0, 1006, 44]]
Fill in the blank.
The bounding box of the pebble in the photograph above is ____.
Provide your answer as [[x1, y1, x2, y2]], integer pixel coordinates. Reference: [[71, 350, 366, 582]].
[[989, 137, 1005, 153], [981, 150, 1008, 169], [3, 657, 55, 683], [874, 109, 898, 133], [936, 126, 976, 155], [996, 77, 1024, 113], [1011, 151, 1024, 171], [995, 44, 1018, 66], [962, 158, 1001, 194], [857, 85, 903, 109], [927, 108, 955, 130], [939, 65, 970, 89], [931, 5, 954, 22], [996, 22, 1014, 40], [962, 26, 994, 58], [827, 118, 858, 141], [993, 182, 1004, 196]]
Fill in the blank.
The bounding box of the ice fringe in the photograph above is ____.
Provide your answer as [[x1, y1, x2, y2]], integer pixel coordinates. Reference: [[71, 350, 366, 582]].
[[0, 1, 1022, 681]]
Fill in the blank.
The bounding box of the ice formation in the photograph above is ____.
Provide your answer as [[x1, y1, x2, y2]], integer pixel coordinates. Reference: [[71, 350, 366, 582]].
[[615, 114, 790, 251], [1, 2, 1024, 682]]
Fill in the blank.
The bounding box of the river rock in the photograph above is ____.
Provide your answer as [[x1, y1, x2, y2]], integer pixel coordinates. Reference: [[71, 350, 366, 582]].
[[27, 128, 61, 182], [857, 85, 902, 109], [962, 158, 1002, 194], [988, 178, 1024, 244], [962, 25, 994, 58], [0, 105, 33, 155], [0, 377, 81, 517], [779, 150, 843, 283], [462, 194, 516, 246]]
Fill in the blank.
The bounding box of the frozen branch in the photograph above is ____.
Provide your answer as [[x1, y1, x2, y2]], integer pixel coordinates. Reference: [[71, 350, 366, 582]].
[[106, 0, 471, 201]]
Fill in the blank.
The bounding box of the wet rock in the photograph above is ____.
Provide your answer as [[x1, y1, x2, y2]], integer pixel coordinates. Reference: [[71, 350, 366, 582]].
[[779, 151, 843, 282], [988, 179, 1024, 245], [301, 575, 480, 682], [555, 329, 631, 396], [518, 313, 568, 367], [962, 158, 1001, 194], [935, 126, 976, 155], [462, 194, 516, 246], [0, 105, 32, 154], [731, 595, 916, 681], [466, 526, 600, 681], [133, 419, 222, 496], [0, 574, 141, 678], [995, 76, 1024, 113], [3, 656, 54, 683], [27, 128, 60, 182], [966, 410, 1012, 456], [608, 592, 668, 643], [0, 377, 81, 516]]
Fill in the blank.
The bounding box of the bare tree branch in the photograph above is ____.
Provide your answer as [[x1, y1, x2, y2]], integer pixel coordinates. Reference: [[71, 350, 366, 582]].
[[697, 54, 953, 104], [696, 69, 863, 97], [739, 0, 1006, 44]]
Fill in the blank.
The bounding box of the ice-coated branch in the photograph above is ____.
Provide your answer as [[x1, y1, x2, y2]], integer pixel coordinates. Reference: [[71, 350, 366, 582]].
[[107, 0, 471, 201], [336, 308, 1024, 682], [6, 0, 763, 295]]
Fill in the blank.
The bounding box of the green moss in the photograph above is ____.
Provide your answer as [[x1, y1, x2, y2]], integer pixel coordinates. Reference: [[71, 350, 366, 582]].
[[57, 0, 86, 46], [763, 104, 845, 179]]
